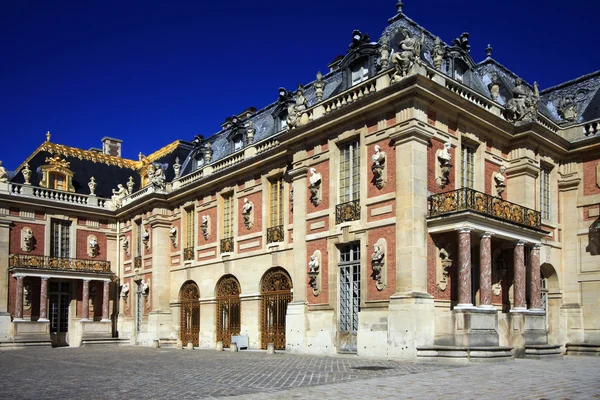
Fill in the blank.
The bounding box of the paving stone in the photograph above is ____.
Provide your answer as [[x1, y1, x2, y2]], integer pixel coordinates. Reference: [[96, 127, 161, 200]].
[[0, 347, 599, 399]]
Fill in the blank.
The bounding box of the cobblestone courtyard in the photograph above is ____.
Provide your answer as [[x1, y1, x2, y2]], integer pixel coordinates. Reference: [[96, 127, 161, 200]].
[[0, 346, 599, 399]]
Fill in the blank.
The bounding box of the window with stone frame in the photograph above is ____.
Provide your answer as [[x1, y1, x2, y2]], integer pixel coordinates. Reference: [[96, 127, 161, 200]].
[[51, 220, 71, 258], [461, 144, 476, 189], [135, 219, 143, 257], [185, 207, 195, 249], [350, 59, 369, 86], [540, 167, 551, 221], [222, 193, 233, 239], [268, 178, 284, 228], [49, 172, 66, 191], [339, 141, 360, 203]]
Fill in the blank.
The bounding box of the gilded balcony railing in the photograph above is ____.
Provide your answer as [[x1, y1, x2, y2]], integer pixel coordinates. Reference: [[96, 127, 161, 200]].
[[428, 188, 541, 229], [220, 237, 234, 253], [335, 199, 361, 224], [267, 225, 284, 244], [9, 254, 111, 273], [183, 247, 194, 261]]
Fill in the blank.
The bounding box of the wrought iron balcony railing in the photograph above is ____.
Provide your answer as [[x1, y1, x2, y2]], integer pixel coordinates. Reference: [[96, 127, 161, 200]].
[[428, 188, 541, 229], [336, 199, 361, 224], [267, 225, 284, 244], [183, 247, 194, 261], [220, 237, 234, 253], [9, 254, 111, 273]]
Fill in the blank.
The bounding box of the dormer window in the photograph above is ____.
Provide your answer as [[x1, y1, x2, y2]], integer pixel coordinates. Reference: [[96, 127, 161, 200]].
[[272, 88, 293, 132], [338, 30, 378, 91], [232, 135, 244, 151], [40, 156, 75, 192], [49, 172, 66, 190], [351, 59, 369, 86], [279, 118, 287, 131], [455, 64, 465, 83]]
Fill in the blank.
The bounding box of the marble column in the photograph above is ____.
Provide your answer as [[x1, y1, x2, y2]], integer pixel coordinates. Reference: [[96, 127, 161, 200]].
[[457, 228, 473, 308], [479, 232, 493, 308], [101, 280, 110, 322], [14, 275, 24, 320], [529, 244, 542, 310], [513, 241, 526, 310], [39, 277, 49, 322], [82, 279, 90, 321]]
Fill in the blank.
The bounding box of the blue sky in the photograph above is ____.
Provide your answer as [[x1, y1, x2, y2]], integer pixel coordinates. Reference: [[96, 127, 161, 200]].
[[1, 0, 598, 170]]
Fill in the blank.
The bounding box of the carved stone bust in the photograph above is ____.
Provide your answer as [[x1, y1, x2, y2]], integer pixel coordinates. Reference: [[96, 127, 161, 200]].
[[371, 145, 386, 189], [494, 165, 507, 197], [242, 198, 254, 229], [308, 168, 322, 206], [21, 227, 34, 252]]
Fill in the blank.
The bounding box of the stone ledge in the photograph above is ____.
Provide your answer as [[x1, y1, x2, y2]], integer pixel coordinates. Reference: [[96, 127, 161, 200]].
[[0, 339, 52, 348], [566, 343, 600, 356], [417, 345, 513, 363], [524, 344, 563, 359], [81, 338, 131, 347]]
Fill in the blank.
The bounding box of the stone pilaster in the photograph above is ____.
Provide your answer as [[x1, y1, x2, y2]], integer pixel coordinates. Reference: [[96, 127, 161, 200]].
[[391, 121, 432, 296], [101, 280, 110, 322], [387, 118, 434, 360], [479, 233, 493, 308], [456, 228, 473, 308], [82, 279, 90, 321], [285, 162, 309, 354], [513, 241, 526, 311], [0, 219, 11, 339], [505, 153, 538, 210], [39, 277, 49, 322], [147, 214, 173, 341], [529, 244, 542, 311], [14, 276, 24, 321]]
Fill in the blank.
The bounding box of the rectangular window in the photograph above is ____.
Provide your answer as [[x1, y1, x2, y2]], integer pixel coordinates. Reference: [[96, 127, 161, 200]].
[[540, 167, 551, 221], [339, 244, 361, 335], [280, 116, 288, 131], [186, 208, 195, 248], [50, 172, 65, 191], [461, 144, 475, 189], [135, 220, 142, 256], [269, 178, 284, 228], [223, 194, 233, 238], [351, 60, 369, 86], [339, 141, 360, 203], [51, 220, 70, 258]]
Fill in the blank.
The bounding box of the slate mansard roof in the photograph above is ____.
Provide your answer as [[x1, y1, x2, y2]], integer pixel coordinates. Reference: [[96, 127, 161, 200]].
[[9, 139, 194, 198], [177, 7, 600, 173], [9, 3, 600, 194]]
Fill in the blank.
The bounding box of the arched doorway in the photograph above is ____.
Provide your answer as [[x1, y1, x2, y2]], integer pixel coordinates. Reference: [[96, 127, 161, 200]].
[[215, 275, 241, 348], [179, 281, 200, 347], [260, 267, 293, 350]]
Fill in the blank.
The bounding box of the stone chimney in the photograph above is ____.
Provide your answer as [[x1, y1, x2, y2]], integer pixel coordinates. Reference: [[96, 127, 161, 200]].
[[101, 137, 122, 157]]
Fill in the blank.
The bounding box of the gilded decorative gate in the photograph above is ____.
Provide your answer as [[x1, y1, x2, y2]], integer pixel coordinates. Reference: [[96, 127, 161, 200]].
[[215, 275, 241, 348], [180, 281, 200, 347], [260, 268, 293, 350]]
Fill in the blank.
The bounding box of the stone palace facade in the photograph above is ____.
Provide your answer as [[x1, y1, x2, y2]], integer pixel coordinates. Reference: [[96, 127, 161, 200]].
[[1, 2, 599, 361]]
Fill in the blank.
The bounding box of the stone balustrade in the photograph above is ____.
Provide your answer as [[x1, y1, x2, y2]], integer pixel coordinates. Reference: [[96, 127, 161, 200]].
[[7, 183, 108, 208], [323, 79, 377, 115]]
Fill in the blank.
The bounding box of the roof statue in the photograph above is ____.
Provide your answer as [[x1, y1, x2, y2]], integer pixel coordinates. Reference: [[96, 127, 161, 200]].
[[391, 28, 424, 82]]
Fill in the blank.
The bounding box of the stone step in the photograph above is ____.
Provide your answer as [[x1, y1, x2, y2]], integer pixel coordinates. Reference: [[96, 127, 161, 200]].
[[81, 338, 131, 347], [157, 338, 178, 348], [417, 345, 514, 363], [524, 344, 563, 359], [566, 343, 600, 356], [0, 339, 52, 348]]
